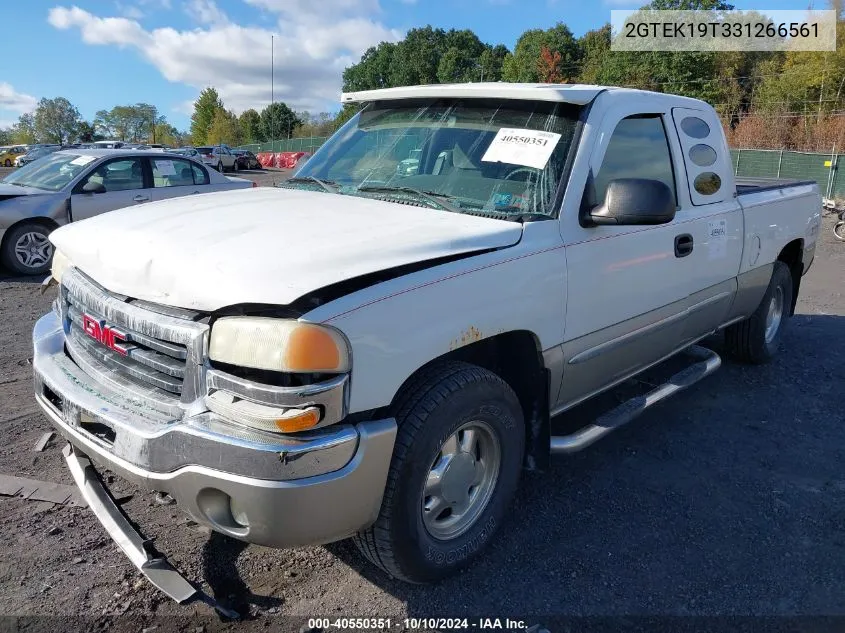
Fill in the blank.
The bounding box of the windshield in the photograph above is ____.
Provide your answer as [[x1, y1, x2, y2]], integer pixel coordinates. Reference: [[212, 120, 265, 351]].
[[196, 147, 213, 154], [2, 153, 96, 191], [293, 98, 581, 219]]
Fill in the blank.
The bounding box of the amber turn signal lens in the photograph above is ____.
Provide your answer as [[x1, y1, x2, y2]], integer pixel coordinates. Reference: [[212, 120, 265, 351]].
[[274, 407, 320, 433], [285, 325, 342, 372]]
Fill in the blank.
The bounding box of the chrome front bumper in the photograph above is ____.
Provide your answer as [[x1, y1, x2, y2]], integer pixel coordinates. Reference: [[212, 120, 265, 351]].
[[33, 312, 397, 549]]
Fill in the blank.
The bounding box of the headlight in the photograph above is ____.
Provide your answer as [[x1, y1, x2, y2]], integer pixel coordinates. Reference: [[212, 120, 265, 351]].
[[209, 317, 350, 373], [51, 249, 71, 284]]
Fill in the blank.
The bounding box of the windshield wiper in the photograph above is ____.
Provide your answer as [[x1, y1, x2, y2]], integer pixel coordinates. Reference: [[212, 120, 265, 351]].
[[284, 176, 339, 193], [356, 185, 462, 214]]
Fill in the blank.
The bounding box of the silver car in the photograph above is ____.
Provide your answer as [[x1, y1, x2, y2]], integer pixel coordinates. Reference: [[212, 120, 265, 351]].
[[0, 149, 254, 275], [195, 145, 238, 172]]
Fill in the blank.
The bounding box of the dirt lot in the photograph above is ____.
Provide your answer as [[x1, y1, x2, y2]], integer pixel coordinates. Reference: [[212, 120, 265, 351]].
[[0, 197, 843, 632]]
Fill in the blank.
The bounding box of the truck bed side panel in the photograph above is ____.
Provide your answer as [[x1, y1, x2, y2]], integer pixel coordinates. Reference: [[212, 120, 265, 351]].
[[736, 183, 821, 276]]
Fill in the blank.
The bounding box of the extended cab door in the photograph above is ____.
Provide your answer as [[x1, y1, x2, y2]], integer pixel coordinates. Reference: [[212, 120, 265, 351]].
[[556, 107, 693, 409], [669, 107, 743, 340], [70, 156, 151, 221]]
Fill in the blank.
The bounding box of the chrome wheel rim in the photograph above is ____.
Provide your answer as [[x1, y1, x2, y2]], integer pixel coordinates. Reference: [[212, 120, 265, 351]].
[[421, 421, 501, 540], [14, 231, 53, 269], [764, 285, 784, 344]]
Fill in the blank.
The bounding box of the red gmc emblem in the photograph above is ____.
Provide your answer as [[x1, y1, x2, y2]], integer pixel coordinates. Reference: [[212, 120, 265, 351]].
[[82, 314, 129, 356]]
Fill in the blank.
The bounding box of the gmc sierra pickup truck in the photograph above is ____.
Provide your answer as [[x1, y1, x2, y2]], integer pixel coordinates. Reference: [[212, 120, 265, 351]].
[[32, 83, 821, 600]]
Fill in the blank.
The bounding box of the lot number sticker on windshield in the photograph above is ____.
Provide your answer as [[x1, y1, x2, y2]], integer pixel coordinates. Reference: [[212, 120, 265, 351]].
[[155, 160, 176, 175], [69, 155, 96, 166], [482, 128, 562, 170]]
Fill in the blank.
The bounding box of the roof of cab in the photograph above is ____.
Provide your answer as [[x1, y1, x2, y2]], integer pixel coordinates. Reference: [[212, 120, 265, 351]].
[[340, 82, 710, 108]]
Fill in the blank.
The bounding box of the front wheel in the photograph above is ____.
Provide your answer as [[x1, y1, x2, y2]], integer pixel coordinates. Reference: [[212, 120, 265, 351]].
[[724, 260, 793, 364], [1, 222, 54, 275], [232, 160, 239, 172], [834, 220, 845, 242], [354, 361, 524, 583]]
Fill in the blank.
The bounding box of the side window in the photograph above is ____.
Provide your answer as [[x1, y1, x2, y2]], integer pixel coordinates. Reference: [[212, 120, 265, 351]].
[[152, 158, 201, 187], [191, 162, 209, 185], [79, 158, 144, 192], [593, 115, 677, 207]]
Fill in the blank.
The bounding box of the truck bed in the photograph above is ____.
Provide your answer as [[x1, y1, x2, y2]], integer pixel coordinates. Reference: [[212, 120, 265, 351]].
[[735, 177, 817, 195]]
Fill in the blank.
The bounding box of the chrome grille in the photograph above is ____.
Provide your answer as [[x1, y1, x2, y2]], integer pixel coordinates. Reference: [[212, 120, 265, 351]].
[[58, 267, 209, 417]]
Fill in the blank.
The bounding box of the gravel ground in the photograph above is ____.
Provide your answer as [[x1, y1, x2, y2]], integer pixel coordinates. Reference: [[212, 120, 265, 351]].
[[0, 198, 843, 632]]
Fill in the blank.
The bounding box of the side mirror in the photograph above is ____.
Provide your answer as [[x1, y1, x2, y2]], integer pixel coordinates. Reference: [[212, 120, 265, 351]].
[[586, 178, 676, 226], [82, 181, 106, 194]]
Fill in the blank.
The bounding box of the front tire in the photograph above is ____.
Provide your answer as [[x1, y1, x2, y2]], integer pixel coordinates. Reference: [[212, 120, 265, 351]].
[[354, 361, 525, 583], [834, 220, 845, 242], [724, 260, 793, 364], [1, 222, 54, 275]]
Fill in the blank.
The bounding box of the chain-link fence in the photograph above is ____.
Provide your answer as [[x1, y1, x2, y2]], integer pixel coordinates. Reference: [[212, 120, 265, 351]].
[[236, 137, 329, 154], [730, 148, 843, 200]]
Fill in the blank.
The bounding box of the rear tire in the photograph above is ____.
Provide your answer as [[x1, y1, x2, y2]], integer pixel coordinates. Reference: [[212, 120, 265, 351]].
[[834, 220, 845, 242], [216, 161, 223, 172], [1, 222, 54, 275], [353, 361, 524, 583], [724, 261, 793, 364]]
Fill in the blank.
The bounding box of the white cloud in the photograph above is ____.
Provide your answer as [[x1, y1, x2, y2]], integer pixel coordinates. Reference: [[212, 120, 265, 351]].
[[0, 83, 38, 114], [185, 0, 228, 26], [48, 3, 400, 115]]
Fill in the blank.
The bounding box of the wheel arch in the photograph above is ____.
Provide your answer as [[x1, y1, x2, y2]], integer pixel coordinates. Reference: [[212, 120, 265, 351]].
[[1, 216, 60, 258], [388, 329, 551, 473], [776, 238, 803, 316]]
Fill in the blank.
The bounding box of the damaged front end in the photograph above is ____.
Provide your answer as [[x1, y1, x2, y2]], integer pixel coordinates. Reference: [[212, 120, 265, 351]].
[[32, 265, 397, 608]]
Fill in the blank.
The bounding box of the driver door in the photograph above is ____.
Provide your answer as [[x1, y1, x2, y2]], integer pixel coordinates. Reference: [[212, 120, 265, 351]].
[[70, 157, 150, 221], [557, 110, 693, 408]]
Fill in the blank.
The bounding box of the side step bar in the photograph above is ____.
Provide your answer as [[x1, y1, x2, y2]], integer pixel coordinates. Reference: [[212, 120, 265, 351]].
[[550, 345, 721, 454]]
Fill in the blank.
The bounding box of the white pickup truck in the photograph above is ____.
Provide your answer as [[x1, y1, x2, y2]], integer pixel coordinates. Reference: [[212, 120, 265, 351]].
[[32, 83, 821, 600]]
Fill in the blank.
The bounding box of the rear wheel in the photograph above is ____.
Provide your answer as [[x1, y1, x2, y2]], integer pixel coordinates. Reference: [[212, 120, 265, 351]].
[[1, 222, 54, 275], [724, 261, 793, 364], [216, 161, 223, 172], [834, 220, 845, 242], [354, 361, 524, 583], [232, 160, 239, 172]]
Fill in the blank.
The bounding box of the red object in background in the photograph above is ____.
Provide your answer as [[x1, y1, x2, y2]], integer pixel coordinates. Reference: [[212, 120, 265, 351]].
[[255, 151, 313, 169]]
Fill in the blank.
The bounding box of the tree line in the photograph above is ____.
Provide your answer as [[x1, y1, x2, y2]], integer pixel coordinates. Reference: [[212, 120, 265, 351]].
[[339, 0, 845, 152], [3, 0, 842, 152]]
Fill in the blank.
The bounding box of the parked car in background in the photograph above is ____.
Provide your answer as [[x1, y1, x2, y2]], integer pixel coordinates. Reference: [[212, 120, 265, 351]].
[[195, 145, 238, 172], [0, 145, 27, 167], [233, 149, 262, 170], [15, 145, 63, 167], [91, 140, 125, 149], [0, 149, 255, 274], [170, 147, 202, 161]]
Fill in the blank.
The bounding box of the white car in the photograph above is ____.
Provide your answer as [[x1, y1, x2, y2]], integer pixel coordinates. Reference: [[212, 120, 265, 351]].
[[195, 145, 238, 172], [0, 149, 255, 274], [32, 84, 821, 599], [170, 147, 203, 161]]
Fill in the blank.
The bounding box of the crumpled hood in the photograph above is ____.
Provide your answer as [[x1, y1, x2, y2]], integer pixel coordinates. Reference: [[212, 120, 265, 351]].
[[50, 187, 522, 311]]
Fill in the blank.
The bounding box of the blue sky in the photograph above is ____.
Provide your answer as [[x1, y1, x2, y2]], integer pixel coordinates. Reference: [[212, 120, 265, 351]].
[[0, 0, 806, 132]]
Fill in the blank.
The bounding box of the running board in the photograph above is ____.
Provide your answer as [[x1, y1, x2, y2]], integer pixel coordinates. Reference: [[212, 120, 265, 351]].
[[549, 345, 721, 454]]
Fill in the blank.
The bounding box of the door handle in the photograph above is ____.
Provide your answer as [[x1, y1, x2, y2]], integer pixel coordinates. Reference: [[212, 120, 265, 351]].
[[674, 233, 694, 258], [133, 195, 150, 203]]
